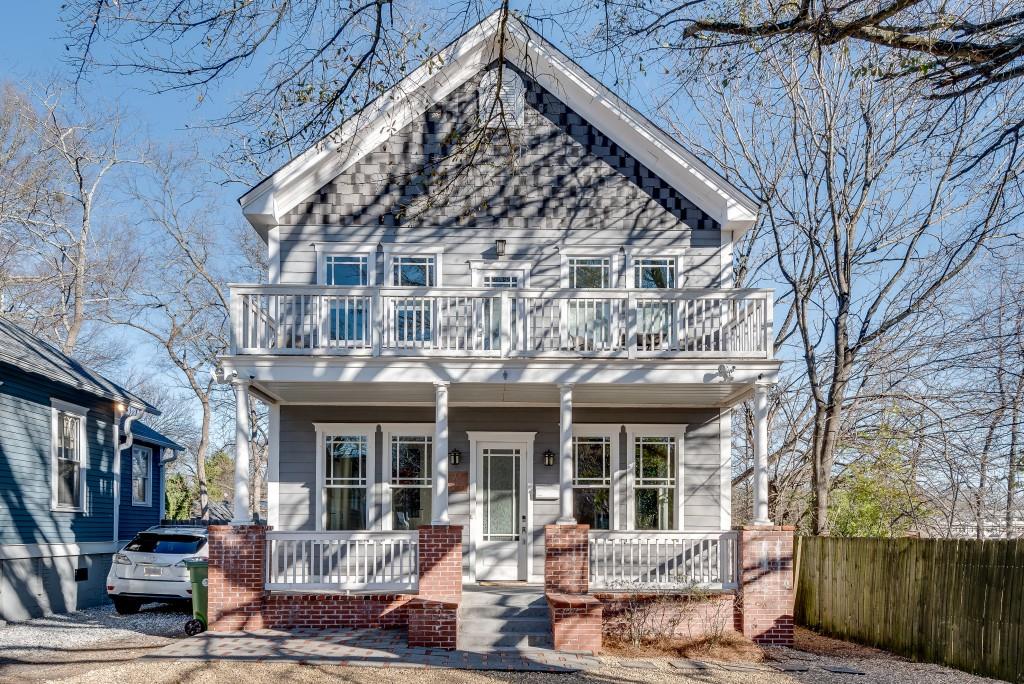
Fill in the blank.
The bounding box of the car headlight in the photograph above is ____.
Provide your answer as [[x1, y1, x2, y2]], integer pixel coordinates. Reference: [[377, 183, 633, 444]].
[[113, 553, 132, 565], [175, 556, 205, 567]]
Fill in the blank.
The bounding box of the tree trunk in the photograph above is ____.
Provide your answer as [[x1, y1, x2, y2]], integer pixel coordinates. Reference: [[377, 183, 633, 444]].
[[197, 397, 211, 520]]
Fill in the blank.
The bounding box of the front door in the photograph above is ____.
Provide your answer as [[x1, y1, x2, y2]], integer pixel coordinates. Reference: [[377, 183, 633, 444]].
[[475, 441, 528, 580]]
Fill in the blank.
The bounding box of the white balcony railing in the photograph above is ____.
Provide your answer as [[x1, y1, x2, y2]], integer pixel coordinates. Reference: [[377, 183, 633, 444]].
[[588, 530, 739, 590], [231, 286, 773, 359], [265, 531, 418, 592]]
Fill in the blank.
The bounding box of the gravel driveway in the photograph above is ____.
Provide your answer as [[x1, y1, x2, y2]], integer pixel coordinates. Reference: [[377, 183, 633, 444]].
[[0, 602, 189, 682]]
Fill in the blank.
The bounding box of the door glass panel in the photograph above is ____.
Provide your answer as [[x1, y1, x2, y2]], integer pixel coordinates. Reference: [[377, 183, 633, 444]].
[[483, 448, 520, 541]]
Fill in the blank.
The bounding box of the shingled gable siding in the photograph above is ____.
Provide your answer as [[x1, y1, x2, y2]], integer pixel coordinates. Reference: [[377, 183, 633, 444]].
[[276, 62, 724, 288], [276, 405, 726, 574], [0, 363, 117, 546]]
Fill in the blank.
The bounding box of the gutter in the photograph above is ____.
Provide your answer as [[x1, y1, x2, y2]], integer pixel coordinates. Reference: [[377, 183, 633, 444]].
[[113, 405, 145, 544]]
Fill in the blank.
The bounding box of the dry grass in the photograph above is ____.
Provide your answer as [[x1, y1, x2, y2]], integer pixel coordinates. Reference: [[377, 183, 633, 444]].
[[601, 631, 766, 661], [791, 626, 897, 660]]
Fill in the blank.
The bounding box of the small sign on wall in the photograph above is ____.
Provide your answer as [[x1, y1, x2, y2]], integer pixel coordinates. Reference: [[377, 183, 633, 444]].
[[533, 484, 559, 500]]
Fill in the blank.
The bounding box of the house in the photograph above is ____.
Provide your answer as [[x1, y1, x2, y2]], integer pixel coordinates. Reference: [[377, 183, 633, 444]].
[[0, 318, 182, 622], [210, 12, 791, 651]]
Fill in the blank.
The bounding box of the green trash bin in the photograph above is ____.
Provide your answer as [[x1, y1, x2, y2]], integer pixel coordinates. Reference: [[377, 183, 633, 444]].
[[184, 558, 208, 636]]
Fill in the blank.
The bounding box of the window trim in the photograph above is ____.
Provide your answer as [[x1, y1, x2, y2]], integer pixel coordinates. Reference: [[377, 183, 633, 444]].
[[624, 424, 686, 530], [572, 424, 620, 530], [131, 444, 153, 507], [313, 423, 377, 531], [384, 247, 444, 287], [316, 243, 377, 286], [380, 423, 435, 531], [50, 399, 89, 513], [625, 249, 685, 288]]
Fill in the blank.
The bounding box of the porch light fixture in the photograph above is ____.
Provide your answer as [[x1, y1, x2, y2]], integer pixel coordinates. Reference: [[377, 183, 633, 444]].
[[494, 239, 507, 257], [449, 448, 462, 466], [543, 449, 555, 467]]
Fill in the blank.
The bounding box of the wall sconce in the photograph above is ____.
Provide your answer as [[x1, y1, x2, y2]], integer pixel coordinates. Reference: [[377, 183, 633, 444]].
[[494, 239, 507, 257], [543, 449, 556, 467], [449, 448, 462, 466]]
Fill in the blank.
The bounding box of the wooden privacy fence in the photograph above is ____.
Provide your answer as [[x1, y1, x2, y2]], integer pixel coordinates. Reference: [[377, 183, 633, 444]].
[[796, 537, 1024, 683]]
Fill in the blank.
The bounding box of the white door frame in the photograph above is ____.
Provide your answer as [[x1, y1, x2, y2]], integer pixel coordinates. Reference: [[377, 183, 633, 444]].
[[467, 431, 536, 582]]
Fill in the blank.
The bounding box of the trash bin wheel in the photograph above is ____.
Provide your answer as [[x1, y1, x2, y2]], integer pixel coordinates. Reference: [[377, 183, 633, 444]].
[[184, 618, 206, 636]]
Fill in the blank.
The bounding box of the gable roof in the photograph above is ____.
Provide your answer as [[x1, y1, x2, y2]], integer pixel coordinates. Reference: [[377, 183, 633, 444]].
[[239, 11, 758, 239], [133, 421, 184, 451], [0, 317, 158, 415]]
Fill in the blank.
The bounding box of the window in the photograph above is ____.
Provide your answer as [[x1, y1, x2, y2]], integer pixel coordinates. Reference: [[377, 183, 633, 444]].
[[572, 435, 612, 530], [392, 255, 436, 286], [325, 255, 368, 286], [484, 274, 519, 288], [633, 257, 676, 288], [51, 400, 87, 511], [125, 533, 205, 554], [567, 257, 610, 288], [316, 426, 374, 531], [634, 436, 677, 530], [389, 434, 432, 530], [132, 445, 152, 506]]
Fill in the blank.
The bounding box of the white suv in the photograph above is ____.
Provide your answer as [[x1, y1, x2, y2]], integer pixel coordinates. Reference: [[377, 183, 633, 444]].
[[106, 526, 208, 614]]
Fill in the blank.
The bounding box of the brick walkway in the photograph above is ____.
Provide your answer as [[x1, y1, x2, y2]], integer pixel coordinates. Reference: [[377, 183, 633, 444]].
[[146, 629, 602, 671]]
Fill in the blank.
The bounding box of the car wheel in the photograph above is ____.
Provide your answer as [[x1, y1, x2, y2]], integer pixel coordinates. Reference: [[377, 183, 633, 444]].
[[112, 597, 140, 615], [184, 618, 205, 636]]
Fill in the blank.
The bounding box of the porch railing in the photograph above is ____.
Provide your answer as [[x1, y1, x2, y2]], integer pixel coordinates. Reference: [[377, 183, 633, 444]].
[[230, 285, 773, 359], [588, 530, 739, 590], [265, 530, 418, 592]]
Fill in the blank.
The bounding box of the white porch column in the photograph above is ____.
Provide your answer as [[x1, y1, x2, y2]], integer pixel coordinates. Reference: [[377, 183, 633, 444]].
[[231, 379, 253, 524], [431, 381, 450, 525], [557, 383, 575, 524], [752, 383, 772, 525]]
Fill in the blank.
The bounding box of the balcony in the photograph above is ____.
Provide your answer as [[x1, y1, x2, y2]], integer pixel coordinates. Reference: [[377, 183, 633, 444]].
[[229, 285, 773, 359]]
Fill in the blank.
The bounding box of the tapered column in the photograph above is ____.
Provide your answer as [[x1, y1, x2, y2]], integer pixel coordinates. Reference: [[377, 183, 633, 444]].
[[231, 379, 253, 524], [752, 383, 772, 525], [557, 384, 575, 524], [431, 381, 450, 525]]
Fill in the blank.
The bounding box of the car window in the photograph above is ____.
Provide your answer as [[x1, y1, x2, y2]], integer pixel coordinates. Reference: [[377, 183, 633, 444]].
[[125, 533, 206, 554]]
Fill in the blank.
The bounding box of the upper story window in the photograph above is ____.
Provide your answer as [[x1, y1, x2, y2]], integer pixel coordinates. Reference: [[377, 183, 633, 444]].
[[315, 424, 375, 531], [132, 445, 152, 506], [51, 399, 88, 512], [392, 255, 437, 287], [567, 257, 611, 288], [325, 255, 369, 286], [478, 68, 526, 129], [634, 257, 676, 288]]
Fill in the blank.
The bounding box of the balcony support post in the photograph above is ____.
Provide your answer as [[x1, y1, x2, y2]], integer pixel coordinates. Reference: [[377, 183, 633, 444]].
[[752, 382, 772, 526], [431, 381, 450, 525], [231, 378, 253, 524], [557, 383, 576, 524]]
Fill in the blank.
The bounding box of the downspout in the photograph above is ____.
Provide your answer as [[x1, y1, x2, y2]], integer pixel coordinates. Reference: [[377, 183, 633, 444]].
[[114, 405, 144, 544]]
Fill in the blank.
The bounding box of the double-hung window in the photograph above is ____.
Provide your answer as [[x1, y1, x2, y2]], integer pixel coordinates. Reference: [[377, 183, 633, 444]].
[[51, 400, 88, 511], [132, 445, 152, 506], [627, 426, 685, 530], [315, 424, 375, 530], [320, 252, 371, 347], [388, 433, 433, 530], [572, 433, 614, 530], [392, 255, 436, 287], [633, 256, 678, 351], [565, 256, 615, 351], [389, 253, 440, 345]]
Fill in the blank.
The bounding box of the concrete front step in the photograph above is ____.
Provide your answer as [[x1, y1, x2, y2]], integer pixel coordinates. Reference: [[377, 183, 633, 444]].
[[462, 616, 551, 634], [461, 604, 548, 619], [458, 633, 555, 652], [459, 585, 552, 652]]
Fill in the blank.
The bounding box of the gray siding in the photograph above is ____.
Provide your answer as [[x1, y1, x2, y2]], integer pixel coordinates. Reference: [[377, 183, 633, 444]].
[[0, 363, 118, 547], [276, 62, 725, 288], [276, 405, 726, 571]]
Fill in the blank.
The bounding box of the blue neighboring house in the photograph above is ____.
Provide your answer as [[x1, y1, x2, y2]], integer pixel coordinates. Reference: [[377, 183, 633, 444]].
[[0, 318, 183, 622]]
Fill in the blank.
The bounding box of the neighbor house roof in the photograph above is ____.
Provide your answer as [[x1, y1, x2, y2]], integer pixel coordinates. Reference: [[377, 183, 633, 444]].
[[132, 421, 184, 451], [239, 10, 759, 239], [0, 317, 158, 414]]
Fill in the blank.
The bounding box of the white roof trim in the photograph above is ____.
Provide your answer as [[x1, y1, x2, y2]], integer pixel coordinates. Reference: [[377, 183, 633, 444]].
[[239, 11, 758, 237]]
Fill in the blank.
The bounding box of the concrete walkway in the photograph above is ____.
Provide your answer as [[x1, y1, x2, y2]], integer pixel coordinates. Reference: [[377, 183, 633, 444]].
[[146, 628, 602, 671]]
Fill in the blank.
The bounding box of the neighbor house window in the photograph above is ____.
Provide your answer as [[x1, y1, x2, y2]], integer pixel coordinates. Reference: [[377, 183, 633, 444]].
[[389, 434, 432, 530], [321, 432, 369, 530], [573, 435, 612, 530], [132, 445, 152, 506], [633, 435, 678, 530], [51, 400, 88, 511]]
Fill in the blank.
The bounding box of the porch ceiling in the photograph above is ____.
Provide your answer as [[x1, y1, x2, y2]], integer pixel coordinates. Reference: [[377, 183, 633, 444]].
[[253, 381, 753, 407]]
